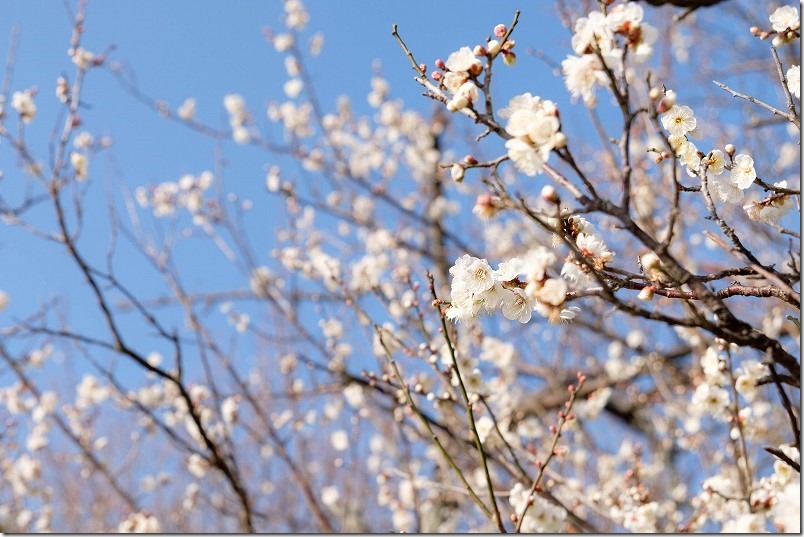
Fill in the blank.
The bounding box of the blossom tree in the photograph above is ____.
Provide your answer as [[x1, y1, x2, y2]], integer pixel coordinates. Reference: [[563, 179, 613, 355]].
[[0, 0, 799, 532]]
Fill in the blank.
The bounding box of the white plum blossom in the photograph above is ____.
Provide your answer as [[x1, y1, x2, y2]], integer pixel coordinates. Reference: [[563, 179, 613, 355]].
[[743, 181, 795, 224], [571, 11, 612, 55], [786, 65, 799, 98], [661, 105, 697, 137], [177, 97, 196, 120], [449, 254, 495, 295], [705, 149, 726, 175], [70, 152, 88, 180], [730, 154, 756, 189], [562, 53, 604, 105], [501, 94, 561, 175], [500, 287, 534, 323], [11, 90, 37, 123], [691, 382, 730, 417], [505, 137, 544, 176], [712, 175, 744, 203], [769, 5, 799, 32], [445, 46, 482, 74]]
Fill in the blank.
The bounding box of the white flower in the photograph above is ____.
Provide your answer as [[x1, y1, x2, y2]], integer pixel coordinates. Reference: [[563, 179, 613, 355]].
[[177, 98, 196, 120], [505, 138, 544, 176], [730, 154, 756, 189], [576, 232, 615, 266], [223, 94, 246, 117], [735, 374, 757, 401], [769, 5, 799, 32], [712, 175, 744, 203], [500, 288, 534, 324], [221, 396, 239, 424], [533, 277, 567, 307], [495, 257, 524, 281], [562, 54, 602, 105], [661, 105, 696, 136], [445, 46, 482, 74], [450, 254, 495, 295], [70, 152, 88, 180], [571, 11, 612, 55], [11, 90, 37, 123], [772, 479, 801, 532], [273, 33, 294, 52], [722, 513, 766, 533], [330, 430, 349, 451], [442, 71, 467, 94], [743, 181, 795, 224], [706, 149, 726, 175], [691, 382, 730, 416], [786, 65, 800, 99]]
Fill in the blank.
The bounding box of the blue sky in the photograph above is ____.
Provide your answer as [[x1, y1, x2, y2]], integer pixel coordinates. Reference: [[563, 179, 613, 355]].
[[0, 1, 571, 319]]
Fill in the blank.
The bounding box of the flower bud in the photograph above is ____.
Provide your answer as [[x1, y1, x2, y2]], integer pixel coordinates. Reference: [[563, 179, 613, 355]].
[[648, 87, 662, 101], [472, 193, 502, 219], [656, 90, 676, 114], [772, 35, 784, 47], [553, 132, 567, 148], [435, 58, 446, 71], [654, 155, 664, 164], [749, 26, 761, 36], [473, 45, 487, 57], [502, 50, 516, 67], [541, 185, 559, 204], [418, 63, 427, 74], [494, 24, 507, 38], [450, 163, 465, 182], [502, 39, 516, 51], [432, 71, 442, 81], [463, 155, 478, 165], [724, 143, 735, 157], [487, 39, 501, 56], [637, 286, 655, 301]]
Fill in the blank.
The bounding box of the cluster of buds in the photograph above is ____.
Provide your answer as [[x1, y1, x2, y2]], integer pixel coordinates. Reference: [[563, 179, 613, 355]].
[[751, 5, 801, 46], [649, 87, 676, 114]]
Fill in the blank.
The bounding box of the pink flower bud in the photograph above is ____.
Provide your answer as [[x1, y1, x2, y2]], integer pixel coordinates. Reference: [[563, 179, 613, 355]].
[[749, 26, 761, 35], [463, 155, 478, 165], [418, 63, 427, 74], [435, 58, 446, 70], [494, 24, 506, 38], [432, 71, 442, 81]]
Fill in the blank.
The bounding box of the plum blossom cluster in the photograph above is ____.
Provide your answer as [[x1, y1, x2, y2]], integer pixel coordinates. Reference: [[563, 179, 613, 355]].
[[445, 251, 575, 325], [562, 3, 657, 106], [659, 101, 795, 223], [501, 93, 565, 176], [135, 171, 214, 220], [434, 24, 515, 113], [558, 216, 615, 289], [10, 89, 37, 124], [224, 94, 252, 144], [752, 5, 801, 47]]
